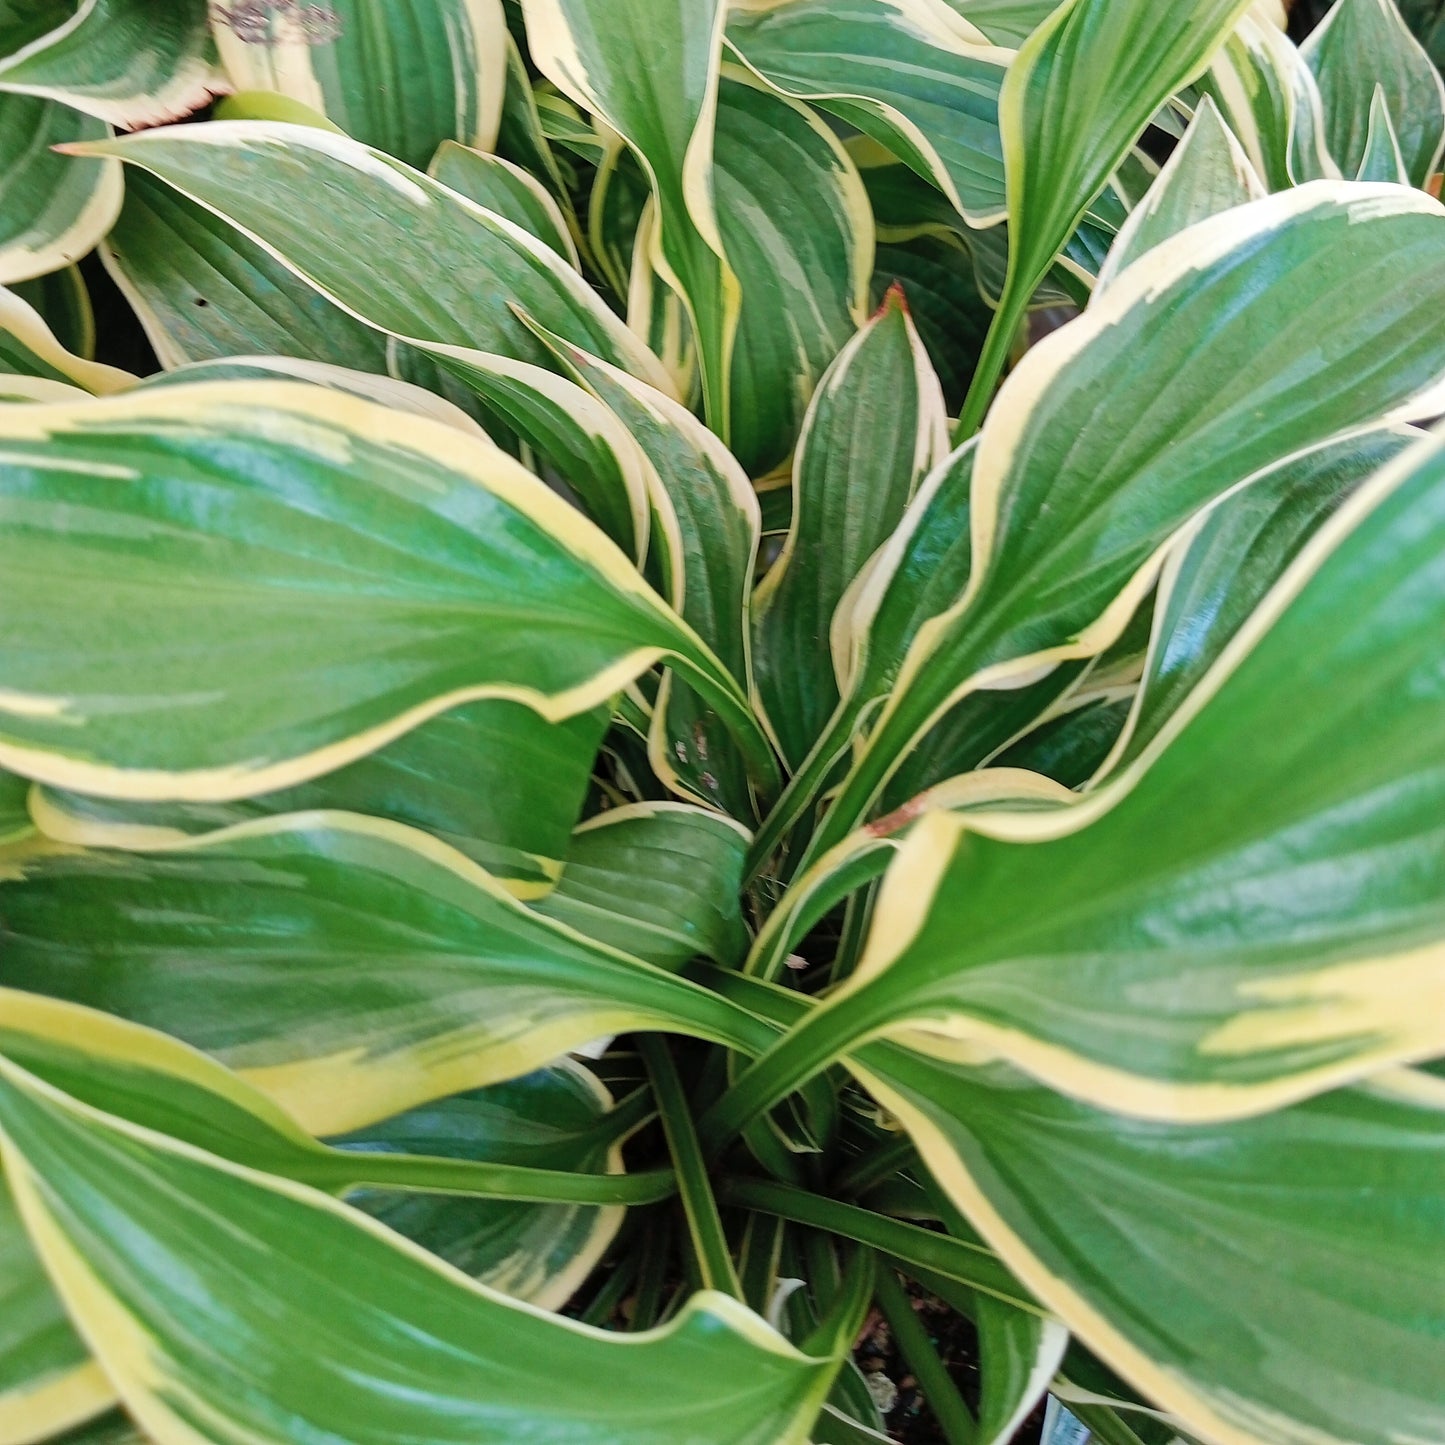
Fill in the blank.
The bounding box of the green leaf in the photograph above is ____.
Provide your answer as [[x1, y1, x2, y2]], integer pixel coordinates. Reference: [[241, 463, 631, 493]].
[[520, 0, 739, 436], [0, 769, 27, 844], [1099, 426, 1420, 782], [0, 986, 653, 1312], [1199, 13, 1338, 191], [0, 0, 212, 129], [0, 93, 119, 284], [42, 1411, 144, 1445], [959, 0, 1256, 433], [790, 424, 1445, 1119], [334, 1065, 633, 1309], [0, 813, 772, 1134], [74, 121, 674, 392], [0, 382, 773, 802], [855, 1049, 1445, 1445], [587, 136, 649, 299], [807, 183, 1445, 865], [542, 341, 764, 814], [33, 698, 607, 899], [11, 264, 93, 360], [1302, 0, 1445, 187], [746, 435, 977, 872], [712, 70, 872, 477], [971, 1294, 1070, 1445], [212, 0, 508, 170], [396, 344, 654, 562], [871, 232, 995, 410], [1353, 83, 1411, 182], [100, 168, 389, 373], [944, 0, 1061, 44], [0, 283, 132, 392], [429, 139, 579, 266], [0, 1166, 107, 1445], [0, 1056, 840, 1445], [537, 803, 751, 970], [134, 354, 489, 436], [1096, 95, 1265, 290], [879, 660, 1094, 807], [495, 33, 574, 214], [985, 690, 1133, 790], [726, 0, 1009, 226], [744, 770, 1074, 985], [0, 987, 675, 1215], [754, 287, 947, 769]]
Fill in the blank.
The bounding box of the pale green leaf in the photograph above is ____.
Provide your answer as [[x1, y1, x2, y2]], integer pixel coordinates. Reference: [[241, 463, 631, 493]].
[[429, 139, 579, 266], [520, 0, 739, 434], [0, 0, 213, 129], [74, 121, 674, 392], [712, 70, 872, 477], [726, 0, 1010, 226], [0, 93, 119, 284], [100, 168, 389, 373], [212, 0, 508, 169], [1303, 0, 1445, 186]]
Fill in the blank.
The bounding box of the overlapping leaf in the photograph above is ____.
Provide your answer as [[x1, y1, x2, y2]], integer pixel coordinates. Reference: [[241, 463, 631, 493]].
[[101, 169, 389, 373], [754, 287, 947, 770], [856, 1050, 1445, 1445], [537, 803, 751, 970], [804, 183, 1445, 863], [0, 1054, 840, 1445], [727, 0, 1010, 226], [0, 0, 213, 129], [520, 0, 738, 433], [725, 425, 1445, 1125], [959, 0, 1257, 432], [0, 93, 119, 284], [212, 0, 508, 170], [712, 71, 872, 477], [1199, 13, 1337, 191], [0, 382, 776, 799], [72, 121, 673, 390], [0, 813, 772, 1133], [1302, 0, 1445, 186], [0, 1168, 107, 1445]]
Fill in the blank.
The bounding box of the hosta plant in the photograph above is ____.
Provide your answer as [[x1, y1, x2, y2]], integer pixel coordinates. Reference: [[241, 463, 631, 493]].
[[0, 1, 1443, 1444]]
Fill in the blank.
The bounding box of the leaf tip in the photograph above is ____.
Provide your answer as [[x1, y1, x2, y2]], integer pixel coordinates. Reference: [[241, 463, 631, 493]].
[[876, 281, 912, 320]]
